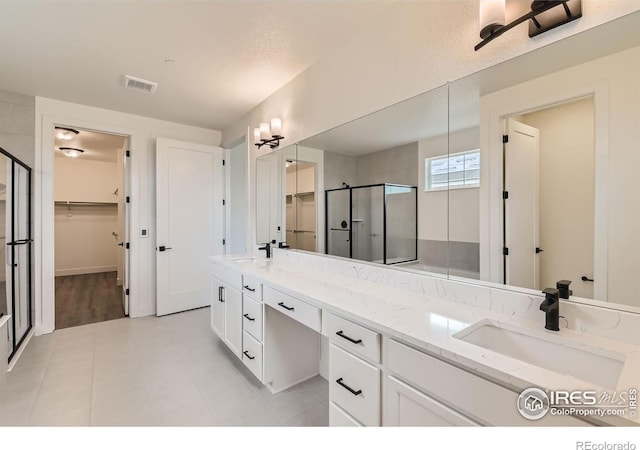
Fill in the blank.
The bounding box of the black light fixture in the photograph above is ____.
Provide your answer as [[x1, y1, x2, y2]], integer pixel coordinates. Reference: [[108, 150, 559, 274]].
[[54, 127, 80, 140], [476, 0, 582, 51], [59, 147, 85, 158], [254, 118, 284, 150]]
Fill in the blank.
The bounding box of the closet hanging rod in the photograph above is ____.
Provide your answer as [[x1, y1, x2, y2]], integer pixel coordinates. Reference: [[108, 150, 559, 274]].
[[55, 201, 117, 206]]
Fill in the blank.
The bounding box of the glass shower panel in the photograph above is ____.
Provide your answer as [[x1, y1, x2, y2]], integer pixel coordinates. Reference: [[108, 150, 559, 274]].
[[0, 155, 10, 352], [352, 185, 384, 263], [13, 164, 31, 346], [326, 189, 351, 258], [385, 185, 417, 264]]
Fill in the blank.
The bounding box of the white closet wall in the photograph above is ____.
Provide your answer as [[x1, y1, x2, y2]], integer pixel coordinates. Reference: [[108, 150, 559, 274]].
[[54, 157, 119, 276]]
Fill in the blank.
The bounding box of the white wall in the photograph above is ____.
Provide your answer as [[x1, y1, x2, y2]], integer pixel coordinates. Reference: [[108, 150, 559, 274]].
[[419, 128, 480, 243], [54, 156, 119, 276], [35, 97, 221, 334], [479, 45, 640, 308]]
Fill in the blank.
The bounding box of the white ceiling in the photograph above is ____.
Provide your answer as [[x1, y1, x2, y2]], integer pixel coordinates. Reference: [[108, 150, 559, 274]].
[[55, 129, 126, 163], [0, 1, 391, 130]]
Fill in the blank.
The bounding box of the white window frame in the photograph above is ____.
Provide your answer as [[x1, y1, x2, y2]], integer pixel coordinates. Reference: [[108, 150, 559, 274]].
[[425, 149, 480, 192]]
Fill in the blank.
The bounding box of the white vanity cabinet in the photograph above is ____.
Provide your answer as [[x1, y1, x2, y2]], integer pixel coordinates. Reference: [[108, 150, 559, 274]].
[[211, 277, 242, 357], [383, 338, 591, 427]]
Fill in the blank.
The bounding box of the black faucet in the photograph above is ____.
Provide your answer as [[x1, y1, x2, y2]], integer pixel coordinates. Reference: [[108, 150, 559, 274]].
[[556, 280, 572, 299], [258, 242, 271, 259], [540, 288, 560, 331]]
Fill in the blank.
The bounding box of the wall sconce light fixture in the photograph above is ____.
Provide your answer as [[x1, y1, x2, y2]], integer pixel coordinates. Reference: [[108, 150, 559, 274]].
[[55, 127, 80, 140], [59, 147, 85, 158], [254, 118, 284, 150], [476, 0, 582, 51]]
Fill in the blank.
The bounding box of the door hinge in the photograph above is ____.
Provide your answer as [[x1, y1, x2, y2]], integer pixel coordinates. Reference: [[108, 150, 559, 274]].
[[222, 159, 226, 166], [222, 199, 226, 206], [503, 134, 509, 143], [126, 150, 131, 157], [503, 247, 509, 256], [126, 196, 130, 203], [125, 242, 130, 250], [125, 288, 130, 296], [502, 191, 509, 200], [222, 239, 226, 245]]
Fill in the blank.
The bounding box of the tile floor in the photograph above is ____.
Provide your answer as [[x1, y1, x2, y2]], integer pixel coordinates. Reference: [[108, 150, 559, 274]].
[[0, 307, 329, 426]]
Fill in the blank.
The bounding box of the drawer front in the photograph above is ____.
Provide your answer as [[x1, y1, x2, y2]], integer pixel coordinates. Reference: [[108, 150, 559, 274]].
[[327, 313, 380, 363], [263, 286, 321, 332], [241, 331, 263, 381], [329, 402, 362, 427], [386, 339, 590, 426], [242, 275, 263, 300], [213, 264, 242, 289], [384, 375, 480, 426], [329, 344, 380, 426], [242, 295, 263, 342]]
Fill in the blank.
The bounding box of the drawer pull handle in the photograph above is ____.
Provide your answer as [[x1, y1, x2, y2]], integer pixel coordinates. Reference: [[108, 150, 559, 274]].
[[278, 302, 295, 311], [336, 378, 362, 396], [243, 313, 256, 322], [218, 286, 225, 302], [244, 285, 256, 292], [243, 351, 255, 360], [336, 330, 362, 344]]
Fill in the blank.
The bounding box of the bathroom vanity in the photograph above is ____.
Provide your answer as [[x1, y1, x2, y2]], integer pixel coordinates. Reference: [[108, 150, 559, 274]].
[[210, 250, 639, 427]]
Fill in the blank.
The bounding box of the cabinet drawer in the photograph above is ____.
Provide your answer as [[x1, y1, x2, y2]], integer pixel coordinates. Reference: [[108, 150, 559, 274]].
[[327, 313, 380, 363], [242, 275, 262, 300], [329, 344, 380, 426], [242, 331, 263, 381], [384, 375, 479, 426], [263, 286, 321, 332], [329, 402, 362, 427], [386, 339, 589, 426], [242, 295, 263, 342]]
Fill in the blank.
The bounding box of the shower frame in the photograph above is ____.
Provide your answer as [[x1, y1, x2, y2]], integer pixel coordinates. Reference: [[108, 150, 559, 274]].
[[324, 183, 418, 265]]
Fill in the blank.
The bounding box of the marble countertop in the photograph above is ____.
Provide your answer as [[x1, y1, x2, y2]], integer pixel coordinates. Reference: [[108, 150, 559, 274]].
[[210, 254, 639, 426]]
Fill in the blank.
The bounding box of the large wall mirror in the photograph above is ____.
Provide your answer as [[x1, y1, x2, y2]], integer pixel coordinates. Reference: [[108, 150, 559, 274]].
[[296, 85, 449, 275], [448, 12, 640, 310]]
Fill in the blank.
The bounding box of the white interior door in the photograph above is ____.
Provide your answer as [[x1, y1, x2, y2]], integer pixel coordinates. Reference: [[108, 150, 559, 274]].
[[156, 138, 225, 316], [504, 119, 540, 290], [121, 140, 130, 315]]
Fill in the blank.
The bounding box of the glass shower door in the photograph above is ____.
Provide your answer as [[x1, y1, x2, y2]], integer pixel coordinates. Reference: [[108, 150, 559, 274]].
[[352, 185, 384, 263], [1, 147, 32, 363]]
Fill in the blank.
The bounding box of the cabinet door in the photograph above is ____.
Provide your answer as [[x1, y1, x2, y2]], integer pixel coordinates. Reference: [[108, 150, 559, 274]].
[[224, 286, 243, 356], [211, 278, 226, 339], [384, 376, 479, 426]]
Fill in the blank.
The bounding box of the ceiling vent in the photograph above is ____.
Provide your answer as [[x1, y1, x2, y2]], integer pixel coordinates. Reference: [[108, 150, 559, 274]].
[[122, 75, 158, 94]]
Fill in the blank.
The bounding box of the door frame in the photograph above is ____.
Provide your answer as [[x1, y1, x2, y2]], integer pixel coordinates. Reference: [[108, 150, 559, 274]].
[[36, 116, 139, 335], [480, 82, 608, 300]]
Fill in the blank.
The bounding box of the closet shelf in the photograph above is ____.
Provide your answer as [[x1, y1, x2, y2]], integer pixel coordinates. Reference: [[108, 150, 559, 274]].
[[55, 201, 117, 206]]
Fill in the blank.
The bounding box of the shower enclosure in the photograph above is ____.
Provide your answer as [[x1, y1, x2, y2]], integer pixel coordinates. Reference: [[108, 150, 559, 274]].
[[0, 147, 32, 363], [325, 183, 417, 265]]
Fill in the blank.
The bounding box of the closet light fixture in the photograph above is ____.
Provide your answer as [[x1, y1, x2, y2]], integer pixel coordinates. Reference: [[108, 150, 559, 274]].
[[55, 127, 80, 140], [59, 147, 85, 158], [475, 0, 582, 51], [254, 118, 284, 150]]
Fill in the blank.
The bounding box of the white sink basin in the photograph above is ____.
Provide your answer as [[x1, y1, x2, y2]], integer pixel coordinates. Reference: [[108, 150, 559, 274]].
[[231, 256, 271, 266], [454, 320, 626, 389]]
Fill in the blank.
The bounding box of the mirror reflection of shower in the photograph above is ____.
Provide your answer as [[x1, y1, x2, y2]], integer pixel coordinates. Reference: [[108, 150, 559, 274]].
[[325, 183, 417, 265]]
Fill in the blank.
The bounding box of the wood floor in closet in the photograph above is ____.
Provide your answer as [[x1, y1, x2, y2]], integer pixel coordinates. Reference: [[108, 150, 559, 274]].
[[55, 272, 125, 329]]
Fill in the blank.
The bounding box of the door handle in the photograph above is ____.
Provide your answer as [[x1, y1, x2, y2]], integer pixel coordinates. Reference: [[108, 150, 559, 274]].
[[118, 242, 124, 247], [158, 246, 173, 252], [218, 286, 225, 302], [6, 239, 33, 246], [535, 247, 544, 254]]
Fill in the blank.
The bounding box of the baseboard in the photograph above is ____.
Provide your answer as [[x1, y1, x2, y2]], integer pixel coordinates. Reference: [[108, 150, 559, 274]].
[[55, 265, 117, 277]]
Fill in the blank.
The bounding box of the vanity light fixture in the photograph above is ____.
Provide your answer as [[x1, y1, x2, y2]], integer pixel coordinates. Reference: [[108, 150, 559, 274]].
[[254, 118, 284, 150], [59, 147, 85, 158], [55, 127, 80, 140], [475, 0, 582, 51]]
